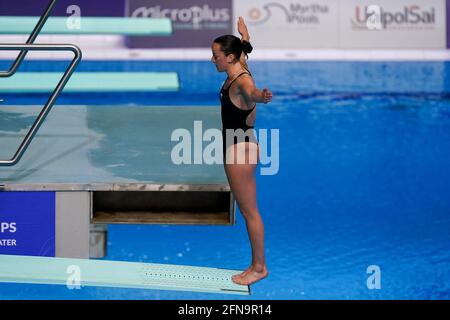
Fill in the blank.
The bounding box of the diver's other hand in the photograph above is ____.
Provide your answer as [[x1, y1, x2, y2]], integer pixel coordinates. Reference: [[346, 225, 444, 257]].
[[237, 16, 250, 41], [262, 88, 273, 104]]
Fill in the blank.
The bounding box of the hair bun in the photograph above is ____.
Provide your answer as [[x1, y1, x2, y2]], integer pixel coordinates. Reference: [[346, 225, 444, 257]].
[[242, 40, 253, 54]]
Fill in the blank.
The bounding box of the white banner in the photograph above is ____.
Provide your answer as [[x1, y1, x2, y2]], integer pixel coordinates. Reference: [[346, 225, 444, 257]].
[[233, 0, 446, 49], [339, 0, 446, 48], [233, 0, 340, 48]]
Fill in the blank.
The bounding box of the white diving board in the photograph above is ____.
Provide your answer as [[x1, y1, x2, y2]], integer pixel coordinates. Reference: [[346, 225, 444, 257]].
[[0, 255, 250, 295], [0, 72, 180, 92], [0, 17, 172, 35]]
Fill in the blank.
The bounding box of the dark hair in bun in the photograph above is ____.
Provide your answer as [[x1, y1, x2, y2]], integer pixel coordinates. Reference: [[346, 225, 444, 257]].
[[241, 40, 253, 54], [214, 35, 252, 61]]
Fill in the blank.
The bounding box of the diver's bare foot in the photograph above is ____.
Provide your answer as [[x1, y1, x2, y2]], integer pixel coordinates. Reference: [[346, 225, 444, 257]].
[[232, 266, 268, 286], [231, 267, 252, 282]]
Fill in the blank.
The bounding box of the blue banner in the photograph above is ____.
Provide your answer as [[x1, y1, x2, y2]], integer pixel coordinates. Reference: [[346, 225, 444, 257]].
[[0, 192, 55, 257], [0, 0, 125, 17]]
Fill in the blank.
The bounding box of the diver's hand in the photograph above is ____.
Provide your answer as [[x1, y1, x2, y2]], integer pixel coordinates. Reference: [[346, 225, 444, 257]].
[[262, 88, 273, 104], [237, 16, 250, 42]]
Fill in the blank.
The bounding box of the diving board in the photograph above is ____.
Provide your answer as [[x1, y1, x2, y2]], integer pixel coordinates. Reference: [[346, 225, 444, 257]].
[[0, 17, 172, 35], [0, 255, 250, 295], [0, 72, 179, 92]]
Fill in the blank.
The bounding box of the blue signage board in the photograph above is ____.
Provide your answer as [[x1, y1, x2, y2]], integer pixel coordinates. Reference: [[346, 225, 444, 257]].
[[0, 0, 125, 17], [0, 192, 55, 257]]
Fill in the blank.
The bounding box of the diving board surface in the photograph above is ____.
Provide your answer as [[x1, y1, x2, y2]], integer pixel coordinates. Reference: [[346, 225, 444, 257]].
[[0, 254, 250, 295], [0, 72, 179, 93], [0, 17, 172, 35]]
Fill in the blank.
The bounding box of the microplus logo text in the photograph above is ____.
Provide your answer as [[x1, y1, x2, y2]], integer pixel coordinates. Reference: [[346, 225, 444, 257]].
[[132, 5, 230, 29]]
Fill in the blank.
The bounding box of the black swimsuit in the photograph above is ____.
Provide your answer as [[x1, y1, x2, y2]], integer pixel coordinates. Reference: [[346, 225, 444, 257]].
[[220, 72, 258, 155]]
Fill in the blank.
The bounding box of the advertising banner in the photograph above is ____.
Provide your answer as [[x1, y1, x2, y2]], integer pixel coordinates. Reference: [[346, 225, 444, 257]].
[[0, 0, 124, 16], [0, 0, 447, 49], [0, 192, 55, 257], [234, 0, 339, 48], [447, 0, 450, 48], [126, 0, 233, 48], [339, 0, 446, 48]]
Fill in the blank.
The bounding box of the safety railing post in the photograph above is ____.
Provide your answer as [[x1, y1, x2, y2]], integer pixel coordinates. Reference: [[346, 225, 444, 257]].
[[0, 44, 82, 166]]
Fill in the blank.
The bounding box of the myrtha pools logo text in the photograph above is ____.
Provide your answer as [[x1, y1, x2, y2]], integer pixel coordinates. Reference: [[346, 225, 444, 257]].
[[247, 2, 330, 25]]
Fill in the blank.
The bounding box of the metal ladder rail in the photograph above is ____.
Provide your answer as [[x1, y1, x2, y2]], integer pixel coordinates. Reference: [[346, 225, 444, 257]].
[[0, 43, 82, 166], [0, 0, 58, 77]]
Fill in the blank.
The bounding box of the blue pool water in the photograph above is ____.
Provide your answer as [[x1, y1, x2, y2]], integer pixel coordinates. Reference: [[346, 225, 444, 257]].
[[1, 60, 450, 299]]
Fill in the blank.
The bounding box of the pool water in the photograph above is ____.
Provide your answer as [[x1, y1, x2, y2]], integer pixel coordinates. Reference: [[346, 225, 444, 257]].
[[0, 60, 450, 299]]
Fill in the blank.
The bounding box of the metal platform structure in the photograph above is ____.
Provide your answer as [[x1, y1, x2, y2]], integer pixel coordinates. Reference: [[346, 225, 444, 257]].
[[0, 72, 179, 93], [0, 105, 234, 258], [0, 16, 172, 35]]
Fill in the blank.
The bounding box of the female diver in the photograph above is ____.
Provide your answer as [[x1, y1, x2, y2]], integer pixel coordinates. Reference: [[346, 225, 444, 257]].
[[211, 17, 273, 285]]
